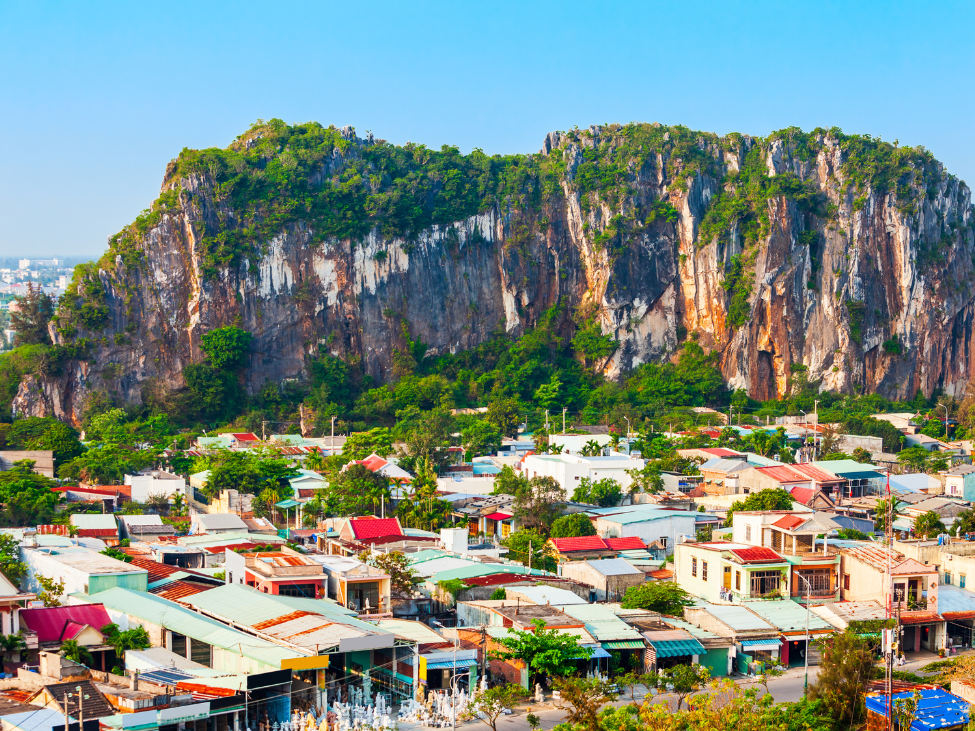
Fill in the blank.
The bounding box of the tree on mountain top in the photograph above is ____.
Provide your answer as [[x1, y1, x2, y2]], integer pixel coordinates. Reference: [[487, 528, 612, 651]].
[[10, 283, 54, 346]]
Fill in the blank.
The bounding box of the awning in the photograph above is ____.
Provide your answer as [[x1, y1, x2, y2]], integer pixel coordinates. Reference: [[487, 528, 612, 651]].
[[484, 512, 513, 521], [425, 659, 478, 671], [649, 638, 706, 658], [601, 640, 646, 650], [580, 645, 612, 659], [740, 639, 782, 650], [275, 499, 302, 509]]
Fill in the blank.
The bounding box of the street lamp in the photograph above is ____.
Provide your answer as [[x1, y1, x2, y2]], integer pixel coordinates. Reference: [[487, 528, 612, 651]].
[[799, 410, 807, 460], [434, 621, 466, 731], [940, 403, 949, 441], [796, 574, 812, 695]]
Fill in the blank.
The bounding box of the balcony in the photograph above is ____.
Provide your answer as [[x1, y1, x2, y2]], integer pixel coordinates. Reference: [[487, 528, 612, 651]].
[[791, 588, 838, 601]]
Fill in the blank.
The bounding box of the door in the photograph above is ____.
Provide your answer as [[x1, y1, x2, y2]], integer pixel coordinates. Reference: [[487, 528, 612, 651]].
[[723, 566, 732, 590]]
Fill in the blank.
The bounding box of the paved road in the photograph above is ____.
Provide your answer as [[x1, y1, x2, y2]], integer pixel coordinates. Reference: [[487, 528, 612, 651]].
[[399, 666, 823, 731]]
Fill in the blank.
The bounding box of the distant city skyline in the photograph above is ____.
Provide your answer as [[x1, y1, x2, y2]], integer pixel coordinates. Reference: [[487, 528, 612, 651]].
[[2, 0, 973, 257]]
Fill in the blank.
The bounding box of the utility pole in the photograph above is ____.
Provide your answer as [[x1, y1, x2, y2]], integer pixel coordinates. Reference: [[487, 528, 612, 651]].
[[331, 415, 337, 453], [545, 410, 549, 432], [528, 541, 532, 571], [262, 420, 267, 441], [562, 407, 567, 434], [814, 399, 820, 457]]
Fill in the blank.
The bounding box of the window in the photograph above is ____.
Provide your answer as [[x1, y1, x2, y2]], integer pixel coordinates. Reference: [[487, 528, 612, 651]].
[[691, 557, 698, 577], [745, 525, 752, 542], [844, 574, 851, 591], [170, 632, 188, 658], [797, 568, 831, 594], [702, 561, 708, 581], [945, 573, 952, 585], [279, 583, 316, 598], [735, 571, 741, 591], [750, 570, 781, 597], [190, 639, 212, 667], [962, 574, 967, 589]]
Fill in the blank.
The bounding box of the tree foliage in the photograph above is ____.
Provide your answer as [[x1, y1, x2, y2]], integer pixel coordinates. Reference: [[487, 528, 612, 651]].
[[725, 488, 795, 526], [571, 477, 623, 507], [550, 512, 597, 539], [10, 283, 54, 347], [492, 618, 591, 685], [807, 630, 875, 728], [620, 582, 695, 616], [200, 326, 253, 370]]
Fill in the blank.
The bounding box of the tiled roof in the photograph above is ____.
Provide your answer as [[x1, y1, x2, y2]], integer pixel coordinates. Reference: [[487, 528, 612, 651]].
[[604, 537, 646, 551], [20, 604, 112, 643], [550, 536, 610, 552], [728, 547, 784, 563], [359, 455, 389, 472], [129, 557, 181, 582], [899, 611, 944, 625], [790, 486, 816, 504], [771, 515, 806, 531], [349, 517, 403, 540]]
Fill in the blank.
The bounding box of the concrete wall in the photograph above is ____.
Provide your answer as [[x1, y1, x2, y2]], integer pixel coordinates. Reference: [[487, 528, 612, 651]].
[[548, 434, 612, 455], [674, 544, 723, 603], [593, 513, 696, 551], [837, 435, 884, 454], [0, 450, 54, 477]]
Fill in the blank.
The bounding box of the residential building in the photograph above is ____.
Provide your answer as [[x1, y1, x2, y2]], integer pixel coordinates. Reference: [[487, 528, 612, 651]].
[[21, 546, 148, 597], [812, 460, 886, 498], [343, 453, 413, 483], [548, 433, 613, 455], [224, 547, 329, 598], [942, 465, 975, 501], [521, 452, 645, 492], [589, 506, 703, 555], [558, 558, 646, 601], [640, 616, 732, 677], [0, 572, 33, 640], [19, 604, 116, 669], [906, 434, 957, 453], [309, 554, 392, 613], [674, 541, 790, 603], [190, 513, 248, 535], [0, 450, 55, 477], [871, 412, 922, 434], [683, 603, 782, 674], [739, 599, 833, 666], [546, 536, 616, 563], [68, 515, 120, 545], [450, 495, 516, 539], [124, 470, 187, 504], [117, 515, 176, 541]]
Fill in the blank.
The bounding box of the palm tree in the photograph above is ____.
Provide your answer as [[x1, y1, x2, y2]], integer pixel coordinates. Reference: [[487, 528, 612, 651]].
[[145, 493, 170, 515], [59, 639, 92, 666], [170, 491, 186, 516], [0, 633, 26, 664], [304, 449, 327, 472]]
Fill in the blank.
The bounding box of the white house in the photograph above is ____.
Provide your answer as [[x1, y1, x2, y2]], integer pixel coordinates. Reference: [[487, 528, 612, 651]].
[[589, 506, 700, 554], [125, 470, 188, 504], [548, 434, 613, 455], [20, 546, 148, 597], [522, 452, 645, 493]]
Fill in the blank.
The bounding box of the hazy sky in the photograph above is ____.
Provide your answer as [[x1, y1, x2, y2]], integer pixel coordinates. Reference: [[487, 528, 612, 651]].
[[2, 0, 973, 258]]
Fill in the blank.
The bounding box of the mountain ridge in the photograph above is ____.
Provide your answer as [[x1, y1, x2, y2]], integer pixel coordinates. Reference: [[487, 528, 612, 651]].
[[14, 120, 975, 422]]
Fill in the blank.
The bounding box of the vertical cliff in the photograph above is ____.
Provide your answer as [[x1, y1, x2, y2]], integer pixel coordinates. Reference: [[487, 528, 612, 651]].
[[14, 121, 975, 421]]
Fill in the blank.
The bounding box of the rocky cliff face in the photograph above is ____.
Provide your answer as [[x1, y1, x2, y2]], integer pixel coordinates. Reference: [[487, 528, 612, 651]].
[[16, 122, 975, 421]]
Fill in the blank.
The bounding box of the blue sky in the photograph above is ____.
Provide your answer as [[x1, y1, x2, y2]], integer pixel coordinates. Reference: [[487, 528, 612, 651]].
[[2, 0, 973, 257]]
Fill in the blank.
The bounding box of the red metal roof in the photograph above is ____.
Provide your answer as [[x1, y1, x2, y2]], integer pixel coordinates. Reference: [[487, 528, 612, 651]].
[[550, 536, 609, 552], [129, 557, 181, 582], [699, 448, 742, 457], [649, 568, 675, 580], [230, 433, 261, 442], [359, 455, 389, 472], [771, 515, 807, 531], [201, 542, 258, 554], [484, 512, 513, 521], [149, 581, 211, 604], [349, 518, 403, 540], [899, 611, 944, 625], [729, 547, 784, 563], [755, 465, 810, 484], [790, 486, 816, 504], [76, 528, 119, 538], [789, 463, 845, 483], [20, 604, 112, 643], [35, 525, 69, 535], [605, 536, 646, 551]]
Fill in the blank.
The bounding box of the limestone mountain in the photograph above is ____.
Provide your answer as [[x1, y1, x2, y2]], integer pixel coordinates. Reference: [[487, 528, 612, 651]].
[[16, 120, 975, 421]]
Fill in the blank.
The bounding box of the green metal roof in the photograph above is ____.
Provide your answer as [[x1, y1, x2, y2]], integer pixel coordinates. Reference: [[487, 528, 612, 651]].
[[178, 532, 285, 547], [85, 587, 301, 668], [601, 640, 646, 650], [648, 638, 706, 657], [70, 514, 118, 530], [428, 563, 548, 583], [407, 550, 450, 565], [183, 584, 378, 631], [811, 460, 883, 479], [595, 511, 700, 525], [275, 499, 302, 509], [740, 600, 833, 633]]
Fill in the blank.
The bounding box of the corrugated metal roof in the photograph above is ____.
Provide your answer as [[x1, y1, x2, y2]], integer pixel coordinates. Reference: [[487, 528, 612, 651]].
[[507, 587, 587, 606], [428, 563, 547, 583], [728, 547, 786, 563], [740, 600, 833, 632], [582, 559, 643, 576], [349, 518, 403, 540], [411, 556, 481, 578], [375, 619, 447, 644], [69, 514, 118, 530], [20, 604, 112, 643], [604, 537, 646, 551], [935, 586, 975, 616], [693, 602, 777, 632], [550, 536, 607, 552], [85, 587, 301, 668], [183, 584, 365, 628], [194, 514, 248, 530]]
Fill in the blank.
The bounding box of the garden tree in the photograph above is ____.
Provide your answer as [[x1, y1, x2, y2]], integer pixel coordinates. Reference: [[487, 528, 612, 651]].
[[100, 547, 133, 563], [465, 684, 528, 731], [460, 420, 502, 458], [755, 663, 786, 697], [0, 534, 26, 585], [360, 550, 419, 597], [617, 670, 654, 705], [954, 508, 975, 537], [892, 690, 923, 731], [326, 464, 391, 517], [486, 397, 520, 438], [836, 528, 871, 540], [818, 424, 841, 455], [513, 476, 566, 533], [59, 639, 92, 666], [59, 443, 156, 485], [400, 408, 455, 473], [0, 461, 61, 527], [491, 465, 527, 496], [655, 664, 710, 712], [725, 488, 795, 526], [302, 489, 328, 527], [489, 587, 507, 600], [7, 417, 84, 467], [551, 676, 618, 731], [200, 326, 253, 370], [626, 463, 664, 494], [304, 448, 327, 472], [531, 428, 549, 454], [502, 529, 556, 571], [492, 618, 591, 686], [170, 491, 186, 516], [255, 487, 280, 521], [807, 630, 875, 728], [396, 458, 452, 531], [201, 450, 298, 498], [913, 511, 947, 538], [0, 633, 26, 663], [10, 283, 54, 346], [853, 447, 872, 463], [571, 477, 623, 507], [550, 512, 597, 539], [874, 497, 901, 535], [897, 446, 930, 472], [344, 428, 393, 459], [36, 576, 65, 607], [100, 623, 151, 659], [620, 582, 695, 616], [579, 439, 603, 457]]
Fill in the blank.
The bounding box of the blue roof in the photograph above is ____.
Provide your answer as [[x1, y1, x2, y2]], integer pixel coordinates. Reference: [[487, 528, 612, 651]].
[[935, 586, 975, 615], [865, 688, 969, 730]]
